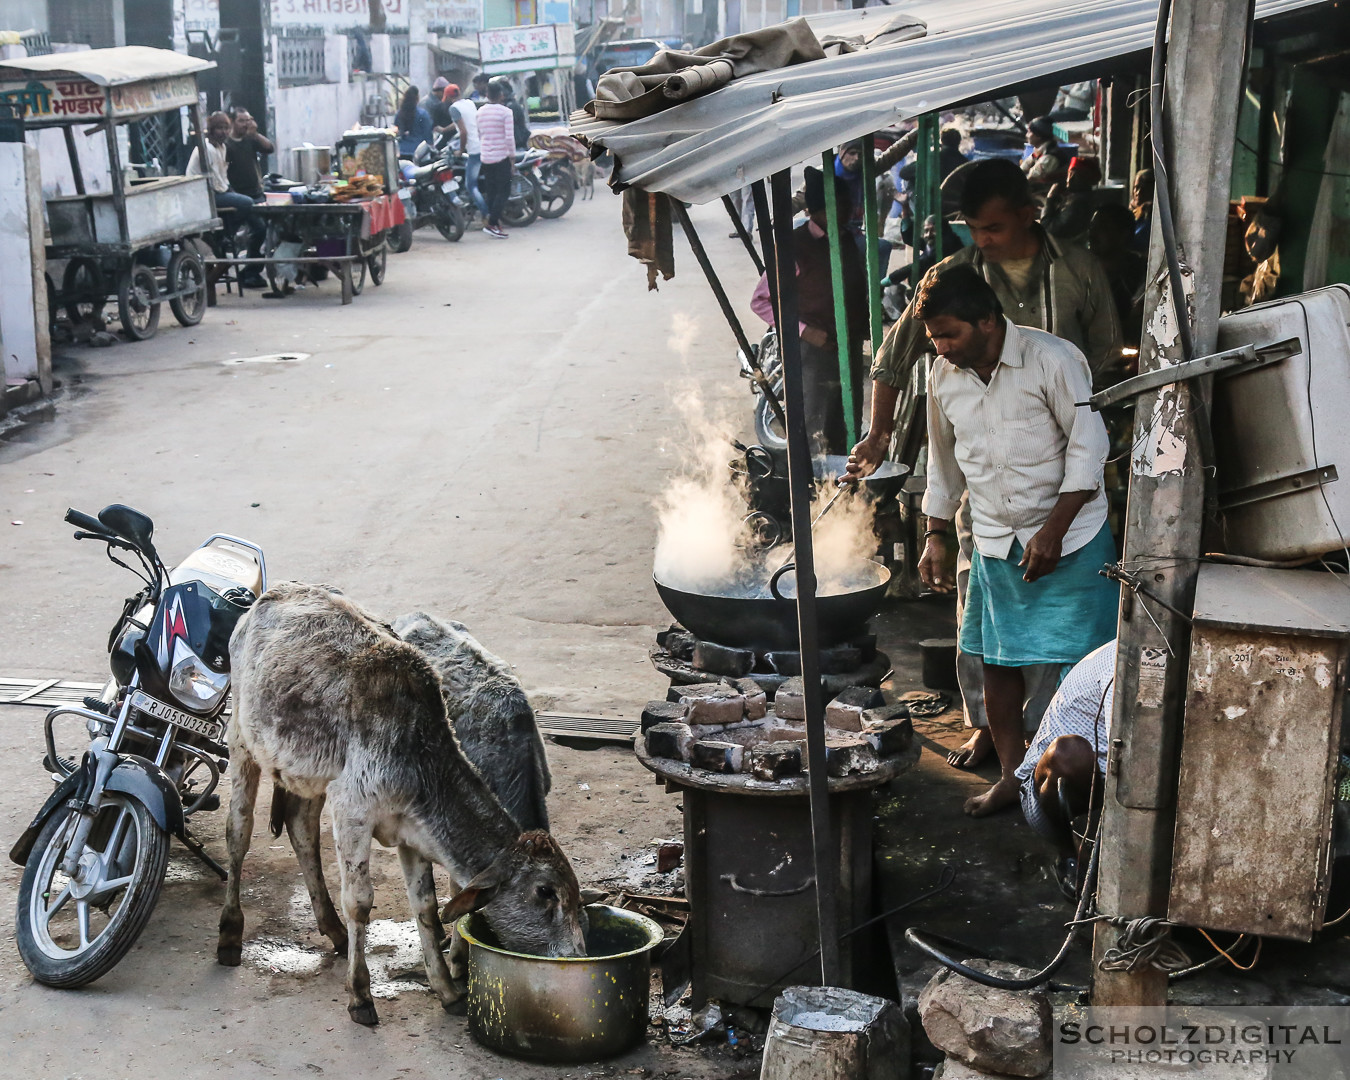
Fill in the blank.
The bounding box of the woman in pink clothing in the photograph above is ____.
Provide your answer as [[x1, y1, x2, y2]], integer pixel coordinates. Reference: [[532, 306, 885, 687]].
[[475, 83, 516, 238]]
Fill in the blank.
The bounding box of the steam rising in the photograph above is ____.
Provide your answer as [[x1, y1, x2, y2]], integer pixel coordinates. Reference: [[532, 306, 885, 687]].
[[653, 381, 880, 599]]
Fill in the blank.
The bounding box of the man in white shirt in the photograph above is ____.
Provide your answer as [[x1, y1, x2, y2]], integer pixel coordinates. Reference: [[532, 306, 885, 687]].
[[187, 111, 266, 288], [444, 83, 488, 218], [914, 263, 1117, 817]]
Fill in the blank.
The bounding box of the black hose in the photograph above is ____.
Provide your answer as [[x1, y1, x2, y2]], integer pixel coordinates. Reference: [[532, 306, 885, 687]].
[[1149, 0, 1195, 364]]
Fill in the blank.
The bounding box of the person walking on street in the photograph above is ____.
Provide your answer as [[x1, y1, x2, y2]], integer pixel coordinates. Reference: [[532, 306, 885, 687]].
[[911, 263, 1116, 817], [846, 158, 1119, 773], [476, 82, 515, 238], [395, 87, 433, 156], [444, 82, 488, 219], [189, 110, 267, 288]]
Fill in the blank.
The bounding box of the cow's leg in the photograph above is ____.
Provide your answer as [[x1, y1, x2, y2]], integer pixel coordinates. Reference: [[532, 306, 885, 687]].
[[283, 791, 348, 955], [397, 846, 460, 1009], [217, 749, 261, 966], [331, 807, 378, 1025]]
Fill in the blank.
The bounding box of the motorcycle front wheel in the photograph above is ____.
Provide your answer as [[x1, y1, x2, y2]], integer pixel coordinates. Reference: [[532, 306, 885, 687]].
[[16, 793, 169, 987], [537, 164, 575, 219], [502, 174, 541, 229], [433, 198, 465, 243]]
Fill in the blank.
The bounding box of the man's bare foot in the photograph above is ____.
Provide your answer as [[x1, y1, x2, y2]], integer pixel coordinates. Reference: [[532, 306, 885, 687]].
[[947, 728, 994, 769], [964, 777, 1021, 817]]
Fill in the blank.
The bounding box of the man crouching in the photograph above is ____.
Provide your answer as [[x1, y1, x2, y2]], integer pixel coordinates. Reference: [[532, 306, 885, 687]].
[[911, 264, 1118, 816]]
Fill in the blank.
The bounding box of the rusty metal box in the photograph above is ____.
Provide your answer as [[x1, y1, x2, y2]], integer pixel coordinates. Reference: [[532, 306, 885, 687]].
[[1169, 563, 1349, 940]]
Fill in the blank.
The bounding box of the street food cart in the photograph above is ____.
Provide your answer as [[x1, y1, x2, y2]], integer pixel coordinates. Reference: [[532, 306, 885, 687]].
[[0, 47, 218, 341], [209, 127, 403, 305]]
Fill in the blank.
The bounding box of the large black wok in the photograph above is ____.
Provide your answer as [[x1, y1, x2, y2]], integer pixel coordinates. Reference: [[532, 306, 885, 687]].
[[654, 558, 891, 652]]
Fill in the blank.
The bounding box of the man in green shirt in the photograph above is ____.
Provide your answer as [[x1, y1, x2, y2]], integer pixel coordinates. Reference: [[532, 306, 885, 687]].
[[846, 158, 1121, 772]]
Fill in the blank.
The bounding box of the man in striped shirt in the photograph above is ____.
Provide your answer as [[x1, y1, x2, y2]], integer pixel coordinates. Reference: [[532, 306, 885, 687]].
[[476, 82, 516, 238], [846, 159, 1120, 774]]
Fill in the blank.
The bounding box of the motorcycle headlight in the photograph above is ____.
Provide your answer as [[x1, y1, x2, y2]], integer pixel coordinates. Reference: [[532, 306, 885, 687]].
[[168, 644, 230, 712]]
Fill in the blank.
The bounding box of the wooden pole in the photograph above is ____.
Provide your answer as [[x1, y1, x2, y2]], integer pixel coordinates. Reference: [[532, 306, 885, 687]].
[[770, 168, 841, 987], [1091, 0, 1251, 1008], [721, 193, 764, 275], [820, 149, 858, 450]]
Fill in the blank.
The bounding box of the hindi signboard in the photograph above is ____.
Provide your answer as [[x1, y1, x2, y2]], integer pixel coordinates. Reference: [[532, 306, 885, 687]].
[[0, 79, 106, 124], [478, 23, 576, 74]]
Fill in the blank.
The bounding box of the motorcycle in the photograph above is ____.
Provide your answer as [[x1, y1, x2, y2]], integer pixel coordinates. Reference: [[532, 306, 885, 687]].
[[390, 142, 467, 252], [10, 504, 265, 987], [533, 154, 576, 220], [739, 327, 786, 453]]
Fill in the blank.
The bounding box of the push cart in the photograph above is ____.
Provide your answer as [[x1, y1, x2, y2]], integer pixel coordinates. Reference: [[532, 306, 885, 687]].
[[0, 46, 219, 341]]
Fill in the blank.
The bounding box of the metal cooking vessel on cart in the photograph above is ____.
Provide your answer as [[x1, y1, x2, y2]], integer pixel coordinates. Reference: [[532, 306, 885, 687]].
[[730, 449, 909, 542], [654, 558, 891, 652]]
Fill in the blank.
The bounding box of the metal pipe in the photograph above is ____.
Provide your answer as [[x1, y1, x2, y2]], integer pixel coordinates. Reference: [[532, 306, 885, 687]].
[[669, 197, 786, 428], [63, 125, 86, 195], [859, 133, 886, 367], [770, 168, 841, 988], [821, 150, 858, 450], [751, 180, 778, 330], [721, 193, 764, 275]]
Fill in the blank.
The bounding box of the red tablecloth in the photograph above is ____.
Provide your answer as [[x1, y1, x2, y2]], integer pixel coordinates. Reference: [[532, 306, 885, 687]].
[[361, 193, 405, 239]]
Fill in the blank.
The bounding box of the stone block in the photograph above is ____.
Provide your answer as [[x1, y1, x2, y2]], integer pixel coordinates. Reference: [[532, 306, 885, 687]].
[[823, 737, 881, 777], [644, 723, 693, 762], [826, 685, 886, 730], [774, 677, 805, 720], [819, 643, 864, 675], [729, 677, 768, 720], [678, 684, 746, 726], [693, 639, 755, 677], [864, 716, 914, 758], [749, 741, 802, 781], [690, 739, 744, 774], [642, 700, 688, 732], [765, 650, 801, 676], [864, 702, 911, 725], [657, 841, 684, 873], [919, 960, 1052, 1078], [657, 626, 697, 661]]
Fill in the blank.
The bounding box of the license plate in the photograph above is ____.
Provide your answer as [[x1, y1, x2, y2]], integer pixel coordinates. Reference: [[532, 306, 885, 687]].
[[441, 179, 459, 193], [130, 690, 223, 741]]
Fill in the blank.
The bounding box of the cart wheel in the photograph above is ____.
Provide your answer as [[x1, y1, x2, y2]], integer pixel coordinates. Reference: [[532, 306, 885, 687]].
[[117, 265, 161, 341], [349, 254, 366, 297], [366, 245, 387, 286], [389, 221, 414, 254], [62, 258, 106, 327], [167, 250, 207, 327]]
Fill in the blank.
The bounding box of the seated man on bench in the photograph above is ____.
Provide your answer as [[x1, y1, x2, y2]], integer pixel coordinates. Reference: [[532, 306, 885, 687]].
[[188, 111, 266, 289]]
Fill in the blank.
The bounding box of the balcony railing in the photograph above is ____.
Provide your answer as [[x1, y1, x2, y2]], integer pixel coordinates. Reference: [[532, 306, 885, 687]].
[[277, 33, 327, 86]]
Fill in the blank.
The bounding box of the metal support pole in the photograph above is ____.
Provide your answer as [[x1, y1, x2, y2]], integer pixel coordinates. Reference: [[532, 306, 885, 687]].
[[926, 114, 943, 265], [910, 113, 941, 288], [859, 133, 885, 364], [103, 111, 130, 246], [721, 193, 764, 275], [770, 168, 841, 987], [670, 198, 786, 428], [63, 126, 85, 195], [751, 180, 778, 323], [821, 150, 858, 449], [1091, 0, 1251, 1008]]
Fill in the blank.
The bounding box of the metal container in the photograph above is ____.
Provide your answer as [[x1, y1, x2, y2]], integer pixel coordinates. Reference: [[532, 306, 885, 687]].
[[289, 144, 332, 182], [1211, 285, 1350, 560], [459, 904, 662, 1062]]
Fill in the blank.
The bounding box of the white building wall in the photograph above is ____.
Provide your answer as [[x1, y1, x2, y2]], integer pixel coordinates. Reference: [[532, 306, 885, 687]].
[[271, 76, 379, 168]]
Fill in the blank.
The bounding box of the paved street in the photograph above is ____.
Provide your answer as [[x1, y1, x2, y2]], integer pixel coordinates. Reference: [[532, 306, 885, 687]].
[[0, 194, 765, 1078]]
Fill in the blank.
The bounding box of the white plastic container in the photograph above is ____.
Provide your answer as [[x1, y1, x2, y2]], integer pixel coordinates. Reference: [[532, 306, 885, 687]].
[[1211, 285, 1350, 560]]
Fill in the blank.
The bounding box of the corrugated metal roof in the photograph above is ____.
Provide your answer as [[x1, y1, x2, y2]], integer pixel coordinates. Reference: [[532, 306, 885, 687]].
[[0, 45, 213, 87], [571, 0, 1326, 204]]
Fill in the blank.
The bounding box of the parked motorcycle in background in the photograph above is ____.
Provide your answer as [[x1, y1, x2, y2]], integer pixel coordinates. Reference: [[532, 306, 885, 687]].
[[10, 505, 265, 986], [390, 141, 467, 252]]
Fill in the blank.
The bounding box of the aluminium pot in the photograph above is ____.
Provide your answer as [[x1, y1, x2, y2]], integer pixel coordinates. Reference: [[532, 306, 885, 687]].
[[289, 145, 333, 182], [459, 904, 663, 1062]]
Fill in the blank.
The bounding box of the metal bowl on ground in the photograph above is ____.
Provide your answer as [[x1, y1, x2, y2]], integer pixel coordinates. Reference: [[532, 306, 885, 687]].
[[459, 904, 663, 1062], [654, 558, 891, 652]]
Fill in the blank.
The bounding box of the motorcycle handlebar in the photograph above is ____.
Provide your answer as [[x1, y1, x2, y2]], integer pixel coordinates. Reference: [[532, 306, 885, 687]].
[[65, 508, 109, 534]]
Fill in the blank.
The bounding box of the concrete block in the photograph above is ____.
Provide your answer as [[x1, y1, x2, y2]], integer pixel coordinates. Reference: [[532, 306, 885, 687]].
[[679, 685, 745, 726], [645, 723, 693, 762], [729, 677, 767, 719], [823, 737, 881, 777], [864, 717, 914, 758], [667, 680, 722, 703], [642, 700, 688, 732], [819, 643, 864, 674], [765, 650, 801, 676], [774, 677, 805, 719], [919, 961, 1052, 1078], [690, 739, 744, 774], [749, 741, 802, 781], [826, 685, 885, 730], [657, 626, 697, 661], [692, 639, 755, 677]]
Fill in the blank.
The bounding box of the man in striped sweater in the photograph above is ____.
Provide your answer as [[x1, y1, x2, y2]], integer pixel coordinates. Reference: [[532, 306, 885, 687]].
[[476, 82, 516, 238]]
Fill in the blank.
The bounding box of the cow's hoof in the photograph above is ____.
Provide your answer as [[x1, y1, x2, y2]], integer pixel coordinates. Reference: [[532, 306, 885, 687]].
[[217, 944, 242, 967], [348, 1001, 379, 1026]]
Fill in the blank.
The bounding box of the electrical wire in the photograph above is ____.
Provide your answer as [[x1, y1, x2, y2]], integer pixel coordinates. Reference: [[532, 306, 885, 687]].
[[1197, 927, 1263, 970], [1234, 136, 1350, 180]]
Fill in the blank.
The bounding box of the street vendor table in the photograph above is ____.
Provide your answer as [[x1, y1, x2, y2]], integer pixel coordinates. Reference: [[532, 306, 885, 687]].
[[205, 193, 405, 306]]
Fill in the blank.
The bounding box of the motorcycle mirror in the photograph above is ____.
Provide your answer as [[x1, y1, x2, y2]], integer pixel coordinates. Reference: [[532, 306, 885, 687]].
[[98, 504, 155, 550]]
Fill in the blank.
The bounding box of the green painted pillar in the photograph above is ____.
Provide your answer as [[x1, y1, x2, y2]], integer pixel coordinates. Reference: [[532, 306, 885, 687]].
[[860, 133, 885, 366], [821, 149, 858, 449]]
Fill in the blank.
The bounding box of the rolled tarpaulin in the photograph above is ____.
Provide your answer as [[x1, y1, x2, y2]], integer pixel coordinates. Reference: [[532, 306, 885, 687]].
[[663, 59, 734, 101]]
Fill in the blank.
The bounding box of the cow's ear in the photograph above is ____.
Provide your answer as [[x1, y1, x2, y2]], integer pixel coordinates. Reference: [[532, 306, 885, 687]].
[[440, 850, 512, 922]]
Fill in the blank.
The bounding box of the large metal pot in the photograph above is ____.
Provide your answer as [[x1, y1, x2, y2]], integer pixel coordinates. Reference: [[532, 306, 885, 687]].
[[289, 145, 332, 182], [654, 558, 891, 651], [459, 904, 663, 1062]]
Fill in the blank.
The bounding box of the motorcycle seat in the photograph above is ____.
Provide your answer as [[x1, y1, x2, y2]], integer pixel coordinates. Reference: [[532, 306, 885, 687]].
[[412, 163, 438, 181], [170, 537, 265, 599]]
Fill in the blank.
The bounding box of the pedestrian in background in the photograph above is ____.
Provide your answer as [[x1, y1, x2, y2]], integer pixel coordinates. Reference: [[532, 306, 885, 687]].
[[188, 110, 267, 289], [444, 82, 489, 220], [476, 81, 515, 238], [395, 87, 433, 157]]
